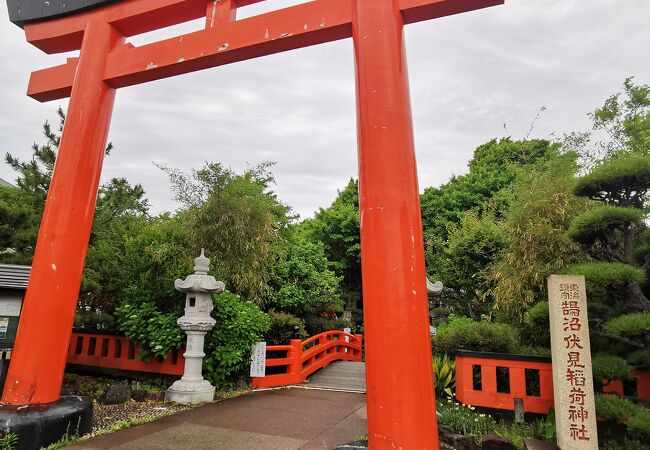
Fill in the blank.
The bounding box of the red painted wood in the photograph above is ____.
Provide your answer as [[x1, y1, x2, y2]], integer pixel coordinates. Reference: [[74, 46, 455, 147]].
[[455, 355, 555, 414], [634, 370, 650, 400], [353, 1, 438, 447], [66, 333, 185, 376], [24, 0, 503, 102], [1, 21, 124, 405]]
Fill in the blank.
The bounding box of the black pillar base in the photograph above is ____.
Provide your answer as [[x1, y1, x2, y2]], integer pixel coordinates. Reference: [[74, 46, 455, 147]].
[[336, 440, 456, 449], [0, 396, 93, 450]]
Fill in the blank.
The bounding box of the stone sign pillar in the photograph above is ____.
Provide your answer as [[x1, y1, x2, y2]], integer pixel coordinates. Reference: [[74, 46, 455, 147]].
[[548, 275, 598, 449], [165, 250, 224, 404]]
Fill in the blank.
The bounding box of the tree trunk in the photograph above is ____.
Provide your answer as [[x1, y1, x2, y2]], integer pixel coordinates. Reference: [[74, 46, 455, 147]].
[[627, 282, 650, 311]]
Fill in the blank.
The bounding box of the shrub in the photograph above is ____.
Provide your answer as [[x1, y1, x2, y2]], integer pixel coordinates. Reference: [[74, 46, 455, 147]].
[[436, 315, 473, 335], [264, 311, 308, 345], [115, 302, 184, 359], [203, 291, 270, 389], [592, 354, 633, 383], [596, 393, 650, 440], [436, 400, 496, 444], [604, 313, 650, 337], [494, 422, 537, 449], [74, 310, 116, 332], [513, 346, 552, 357], [432, 319, 519, 354], [627, 349, 650, 369], [432, 354, 455, 398], [520, 301, 550, 348], [600, 438, 648, 450]]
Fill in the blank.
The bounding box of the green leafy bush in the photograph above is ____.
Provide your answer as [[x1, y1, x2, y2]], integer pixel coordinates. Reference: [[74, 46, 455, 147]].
[[600, 438, 648, 450], [432, 318, 519, 354], [604, 313, 650, 336], [264, 311, 308, 345], [563, 262, 645, 294], [592, 354, 633, 382], [115, 302, 184, 359], [596, 393, 636, 420], [0, 432, 19, 450], [73, 310, 116, 332], [567, 206, 645, 244], [596, 393, 650, 440], [574, 155, 650, 203], [203, 291, 270, 388], [513, 346, 552, 357], [520, 301, 550, 348], [436, 400, 496, 444], [436, 315, 473, 335], [432, 354, 455, 398], [494, 422, 537, 449], [627, 349, 650, 369]]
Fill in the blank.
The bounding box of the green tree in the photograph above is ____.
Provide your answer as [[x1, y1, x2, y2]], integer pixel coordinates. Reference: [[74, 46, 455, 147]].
[[267, 230, 344, 333], [565, 152, 650, 369], [489, 152, 590, 319], [1, 108, 148, 263], [82, 214, 192, 313], [300, 179, 361, 294], [0, 186, 40, 264], [433, 211, 506, 318], [161, 162, 292, 303], [421, 138, 556, 244]]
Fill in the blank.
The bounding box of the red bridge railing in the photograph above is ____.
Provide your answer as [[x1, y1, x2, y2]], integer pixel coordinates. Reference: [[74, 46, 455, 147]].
[[251, 331, 363, 389], [67, 332, 184, 376]]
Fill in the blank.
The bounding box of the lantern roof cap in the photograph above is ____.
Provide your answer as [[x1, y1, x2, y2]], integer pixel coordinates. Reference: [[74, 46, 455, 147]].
[[175, 249, 225, 294]]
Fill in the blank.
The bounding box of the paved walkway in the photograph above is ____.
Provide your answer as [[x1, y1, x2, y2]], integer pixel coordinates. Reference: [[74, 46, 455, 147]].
[[301, 362, 366, 393], [69, 388, 367, 450]]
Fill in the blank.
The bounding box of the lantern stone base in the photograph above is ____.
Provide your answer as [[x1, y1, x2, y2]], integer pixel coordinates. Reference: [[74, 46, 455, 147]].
[[165, 379, 215, 404], [0, 396, 92, 450]]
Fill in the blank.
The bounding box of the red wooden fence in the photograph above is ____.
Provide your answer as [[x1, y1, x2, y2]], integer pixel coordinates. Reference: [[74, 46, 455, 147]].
[[251, 330, 363, 389], [455, 351, 555, 414], [67, 332, 185, 376], [455, 351, 650, 414]]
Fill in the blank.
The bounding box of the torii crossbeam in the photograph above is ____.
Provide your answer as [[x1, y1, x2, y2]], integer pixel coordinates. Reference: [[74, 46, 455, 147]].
[[4, 0, 502, 448]]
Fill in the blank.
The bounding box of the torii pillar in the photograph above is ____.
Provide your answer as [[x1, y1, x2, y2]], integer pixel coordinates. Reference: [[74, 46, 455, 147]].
[[354, 1, 438, 447], [3, 1, 504, 448]]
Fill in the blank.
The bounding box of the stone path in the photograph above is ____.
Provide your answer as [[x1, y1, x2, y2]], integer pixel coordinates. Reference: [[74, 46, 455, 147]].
[[68, 388, 367, 450]]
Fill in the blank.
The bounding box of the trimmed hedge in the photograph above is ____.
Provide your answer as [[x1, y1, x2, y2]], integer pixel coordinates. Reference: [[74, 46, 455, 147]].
[[592, 354, 633, 381], [596, 394, 650, 440], [264, 310, 308, 345], [574, 155, 650, 202], [567, 206, 645, 244], [563, 262, 645, 293], [521, 301, 550, 348], [603, 312, 650, 337], [431, 318, 519, 354]]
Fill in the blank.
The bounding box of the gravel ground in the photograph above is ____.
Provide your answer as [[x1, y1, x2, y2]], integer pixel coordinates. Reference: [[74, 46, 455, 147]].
[[91, 400, 193, 432]]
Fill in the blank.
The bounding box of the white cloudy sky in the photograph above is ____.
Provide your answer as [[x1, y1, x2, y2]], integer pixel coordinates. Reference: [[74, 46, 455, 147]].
[[1, 0, 648, 219]]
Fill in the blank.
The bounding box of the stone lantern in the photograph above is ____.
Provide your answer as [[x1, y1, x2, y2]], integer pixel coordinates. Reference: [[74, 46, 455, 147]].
[[165, 249, 224, 404]]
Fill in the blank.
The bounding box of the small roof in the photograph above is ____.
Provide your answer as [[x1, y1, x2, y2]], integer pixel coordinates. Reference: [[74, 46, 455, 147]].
[[0, 264, 31, 289], [426, 278, 443, 294]]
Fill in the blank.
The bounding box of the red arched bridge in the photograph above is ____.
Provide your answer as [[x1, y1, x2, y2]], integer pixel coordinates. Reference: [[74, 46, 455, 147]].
[[251, 330, 365, 392]]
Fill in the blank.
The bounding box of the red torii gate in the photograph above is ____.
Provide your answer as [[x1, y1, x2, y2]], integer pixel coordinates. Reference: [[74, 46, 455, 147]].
[[4, 0, 502, 447]]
